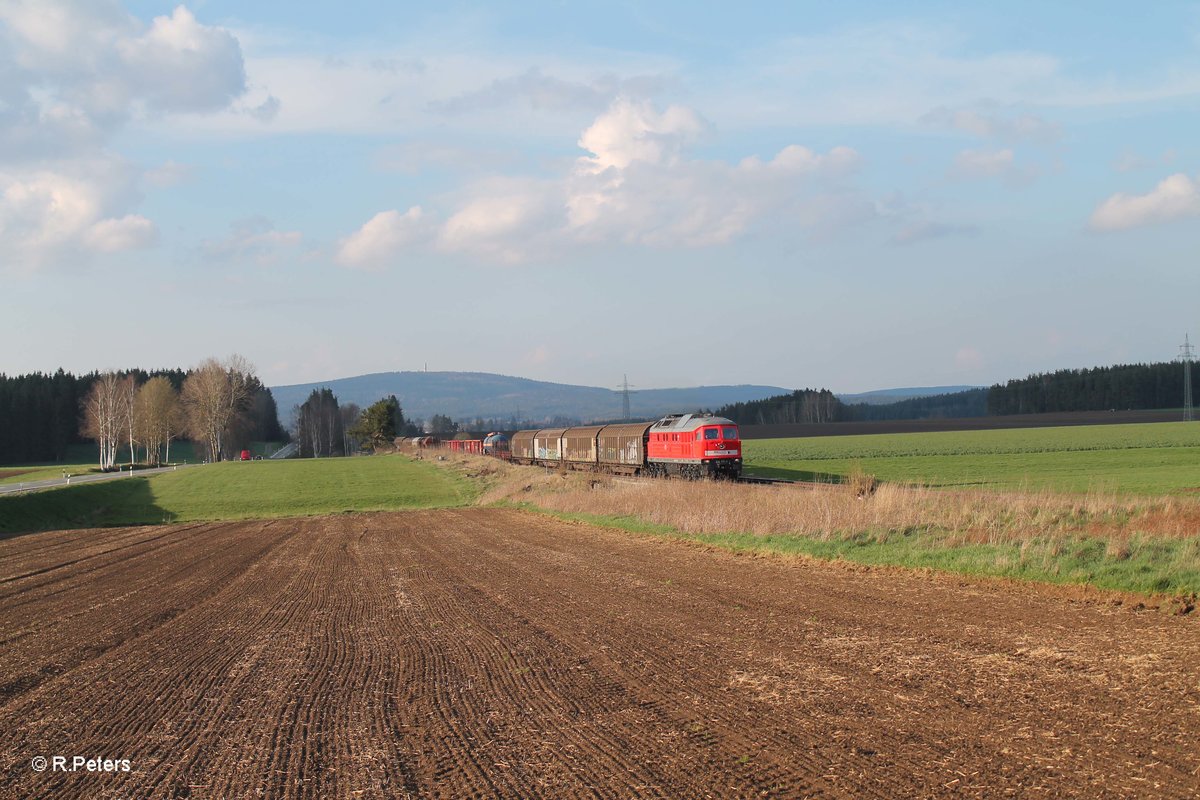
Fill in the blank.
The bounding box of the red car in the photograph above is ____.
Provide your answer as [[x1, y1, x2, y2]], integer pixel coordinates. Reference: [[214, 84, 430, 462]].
[[240, 450, 251, 461]]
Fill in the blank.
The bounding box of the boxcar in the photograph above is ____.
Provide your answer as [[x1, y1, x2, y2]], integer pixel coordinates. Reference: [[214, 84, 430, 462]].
[[562, 425, 603, 465], [597, 422, 653, 473]]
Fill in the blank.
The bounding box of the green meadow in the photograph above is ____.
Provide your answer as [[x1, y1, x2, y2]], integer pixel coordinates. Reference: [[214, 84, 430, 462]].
[[0, 455, 473, 535], [743, 422, 1200, 494]]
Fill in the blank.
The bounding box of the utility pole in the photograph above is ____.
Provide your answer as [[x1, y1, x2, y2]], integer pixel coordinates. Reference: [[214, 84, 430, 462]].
[[616, 375, 634, 421], [1179, 335, 1195, 422]]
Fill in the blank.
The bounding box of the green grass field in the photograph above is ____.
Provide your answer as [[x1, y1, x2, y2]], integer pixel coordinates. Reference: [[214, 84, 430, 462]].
[[0, 441, 285, 486], [0, 455, 473, 535], [744, 422, 1200, 494]]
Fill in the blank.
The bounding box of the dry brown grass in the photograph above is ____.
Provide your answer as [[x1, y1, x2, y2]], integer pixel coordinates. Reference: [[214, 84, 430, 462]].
[[435, 452, 1200, 545]]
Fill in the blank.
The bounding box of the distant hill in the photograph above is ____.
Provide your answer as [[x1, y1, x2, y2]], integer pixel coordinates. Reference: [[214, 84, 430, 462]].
[[270, 371, 790, 426], [837, 386, 983, 405]]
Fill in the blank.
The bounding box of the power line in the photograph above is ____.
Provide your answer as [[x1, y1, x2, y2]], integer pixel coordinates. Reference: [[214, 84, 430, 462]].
[[1178, 335, 1195, 422], [616, 374, 635, 421]]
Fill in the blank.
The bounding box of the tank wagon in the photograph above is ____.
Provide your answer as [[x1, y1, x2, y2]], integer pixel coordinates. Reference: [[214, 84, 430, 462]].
[[482, 432, 510, 457], [510, 413, 741, 479]]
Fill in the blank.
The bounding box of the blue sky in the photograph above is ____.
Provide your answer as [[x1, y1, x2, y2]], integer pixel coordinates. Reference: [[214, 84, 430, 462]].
[[2, 1, 1198, 392]]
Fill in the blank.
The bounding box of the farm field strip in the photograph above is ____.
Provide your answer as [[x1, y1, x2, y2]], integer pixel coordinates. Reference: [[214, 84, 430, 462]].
[[743, 421, 1200, 493], [2, 509, 1199, 798]]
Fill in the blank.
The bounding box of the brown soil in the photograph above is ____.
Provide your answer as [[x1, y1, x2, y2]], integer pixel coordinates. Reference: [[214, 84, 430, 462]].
[[0, 469, 35, 480], [1, 509, 1198, 798]]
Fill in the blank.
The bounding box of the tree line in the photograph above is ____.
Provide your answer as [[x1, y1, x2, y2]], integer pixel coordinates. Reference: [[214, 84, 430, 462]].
[[716, 389, 843, 425], [0, 357, 286, 468], [715, 387, 989, 425], [987, 361, 1198, 415], [293, 391, 421, 458], [718, 360, 1196, 427]]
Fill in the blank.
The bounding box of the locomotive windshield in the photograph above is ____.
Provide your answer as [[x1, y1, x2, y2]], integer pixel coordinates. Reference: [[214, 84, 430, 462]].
[[704, 428, 719, 440], [722, 427, 738, 439]]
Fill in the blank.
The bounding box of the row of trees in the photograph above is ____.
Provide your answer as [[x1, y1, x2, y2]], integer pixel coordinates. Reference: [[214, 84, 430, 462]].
[[716, 387, 988, 426], [0, 368, 189, 464], [0, 370, 86, 463], [293, 391, 422, 458], [716, 389, 843, 426], [75, 356, 286, 469], [987, 362, 1198, 415]]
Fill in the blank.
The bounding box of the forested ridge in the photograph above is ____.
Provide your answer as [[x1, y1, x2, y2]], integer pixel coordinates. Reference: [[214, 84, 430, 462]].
[[986, 362, 1197, 415], [715, 388, 987, 425], [717, 361, 1193, 426]]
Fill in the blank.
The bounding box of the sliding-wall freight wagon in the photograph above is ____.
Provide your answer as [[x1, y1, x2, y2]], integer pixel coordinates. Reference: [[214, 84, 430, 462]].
[[510, 414, 741, 479]]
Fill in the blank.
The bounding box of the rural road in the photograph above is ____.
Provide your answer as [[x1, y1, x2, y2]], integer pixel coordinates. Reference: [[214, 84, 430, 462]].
[[0, 463, 194, 495], [1, 508, 1197, 798]]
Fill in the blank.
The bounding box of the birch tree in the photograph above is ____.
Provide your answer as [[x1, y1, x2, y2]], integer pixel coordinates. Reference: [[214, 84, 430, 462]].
[[81, 372, 122, 471], [181, 356, 255, 462], [119, 374, 137, 466], [136, 377, 182, 465]]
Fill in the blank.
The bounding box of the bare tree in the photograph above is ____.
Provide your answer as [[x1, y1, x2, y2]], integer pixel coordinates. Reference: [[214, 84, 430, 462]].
[[296, 388, 344, 457], [136, 377, 182, 465], [340, 402, 361, 455], [81, 372, 123, 471], [181, 355, 256, 462], [119, 374, 137, 466]]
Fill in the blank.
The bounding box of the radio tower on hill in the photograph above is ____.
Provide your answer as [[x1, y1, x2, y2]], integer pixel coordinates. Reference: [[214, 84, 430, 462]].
[[617, 375, 635, 421], [1179, 335, 1195, 422]]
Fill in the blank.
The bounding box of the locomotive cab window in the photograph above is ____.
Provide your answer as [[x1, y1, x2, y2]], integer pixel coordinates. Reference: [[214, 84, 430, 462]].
[[704, 428, 719, 440], [722, 427, 738, 439]]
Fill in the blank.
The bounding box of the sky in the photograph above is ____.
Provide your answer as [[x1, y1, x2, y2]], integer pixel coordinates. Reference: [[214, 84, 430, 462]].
[[1, 0, 1198, 393]]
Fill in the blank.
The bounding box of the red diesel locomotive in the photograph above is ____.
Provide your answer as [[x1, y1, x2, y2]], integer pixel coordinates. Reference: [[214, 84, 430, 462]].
[[509, 413, 742, 479]]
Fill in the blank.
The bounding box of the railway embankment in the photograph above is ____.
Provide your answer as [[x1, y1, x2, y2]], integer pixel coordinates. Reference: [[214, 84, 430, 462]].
[[441, 452, 1200, 602]]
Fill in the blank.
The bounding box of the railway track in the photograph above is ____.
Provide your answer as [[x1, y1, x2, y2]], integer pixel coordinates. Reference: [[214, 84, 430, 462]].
[[736, 474, 795, 485]]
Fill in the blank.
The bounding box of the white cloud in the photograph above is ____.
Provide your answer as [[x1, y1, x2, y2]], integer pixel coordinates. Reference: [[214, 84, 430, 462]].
[[920, 106, 1060, 143], [117, 5, 246, 113], [336, 207, 430, 269], [432, 99, 868, 260], [440, 180, 563, 263], [340, 97, 872, 267], [0, 2, 249, 270], [952, 148, 1015, 178], [83, 214, 156, 251], [577, 98, 708, 172], [949, 147, 1040, 185], [891, 221, 978, 245], [144, 159, 192, 187], [0, 1, 247, 127], [0, 156, 155, 270], [432, 67, 624, 115], [1089, 173, 1200, 231], [202, 216, 302, 264]]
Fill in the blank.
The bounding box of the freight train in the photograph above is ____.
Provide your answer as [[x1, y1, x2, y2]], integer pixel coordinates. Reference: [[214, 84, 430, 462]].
[[507, 413, 742, 479]]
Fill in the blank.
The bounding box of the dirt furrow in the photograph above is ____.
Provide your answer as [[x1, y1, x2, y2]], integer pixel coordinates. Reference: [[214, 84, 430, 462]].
[[0, 508, 1197, 798]]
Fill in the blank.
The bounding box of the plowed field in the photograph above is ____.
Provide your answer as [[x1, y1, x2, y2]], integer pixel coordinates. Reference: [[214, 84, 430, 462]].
[[2, 509, 1198, 798]]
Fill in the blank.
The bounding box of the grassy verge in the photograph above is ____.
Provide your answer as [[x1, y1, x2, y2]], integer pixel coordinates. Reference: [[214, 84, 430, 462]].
[[0, 454, 474, 534], [437, 452, 1200, 599], [524, 506, 1200, 596], [0, 463, 103, 486]]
